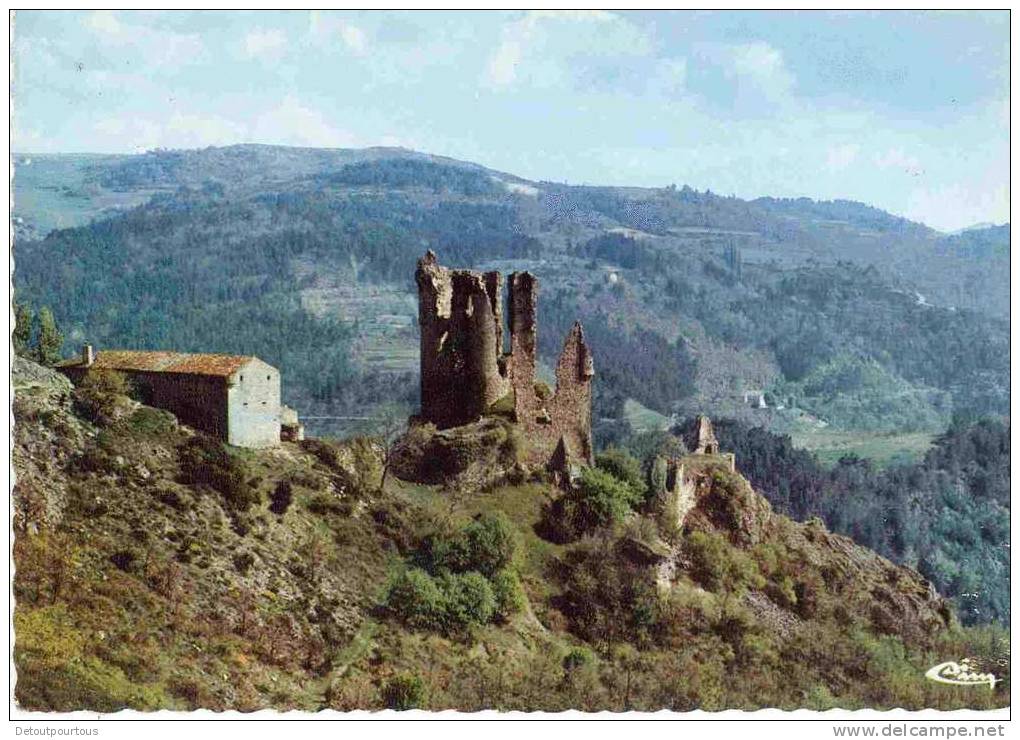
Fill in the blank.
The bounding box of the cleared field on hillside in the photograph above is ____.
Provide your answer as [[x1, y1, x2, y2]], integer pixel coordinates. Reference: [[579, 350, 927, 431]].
[[789, 428, 936, 469], [622, 398, 671, 433]]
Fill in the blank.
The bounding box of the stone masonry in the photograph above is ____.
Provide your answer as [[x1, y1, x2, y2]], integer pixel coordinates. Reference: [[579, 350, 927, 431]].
[[415, 251, 594, 471]]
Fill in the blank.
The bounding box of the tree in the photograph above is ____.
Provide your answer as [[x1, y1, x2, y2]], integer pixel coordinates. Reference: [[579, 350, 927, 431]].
[[383, 673, 428, 711], [13, 301, 33, 357], [375, 403, 409, 493], [35, 307, 63, 365]]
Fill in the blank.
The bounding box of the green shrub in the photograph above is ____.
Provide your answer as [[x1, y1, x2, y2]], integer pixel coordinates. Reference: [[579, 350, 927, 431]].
[[491, 569, 526, 621], [233, 552, 255, 575], [14, 605, 166, 712], [383, 565, 507, 633], [72, 369, 133, 425], [438, 571, 495, 628], [487, 391, 516, 417], [684, 530, 764, 594], [595, 448, 646, 500], [306, 492, 350, 517], [534, 381, 553, 401], [546, 467, 643, 541], [562, 646, 595, 672], [456, 513, 517, 576], [383, 672, 427, 710], [417, 512, 517, 577], [383, 568, 446, 631], [125, 407, 176, 437], [558, 537, 662, 651], [109, 550, 140, 573], [177, 436, 259, 511], [301, 437, 382, 499], [765, 576, 798, 610]]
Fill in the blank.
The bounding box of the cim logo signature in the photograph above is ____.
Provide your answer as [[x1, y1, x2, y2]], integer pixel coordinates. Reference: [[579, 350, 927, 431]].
[[925, 658, 999, 689]]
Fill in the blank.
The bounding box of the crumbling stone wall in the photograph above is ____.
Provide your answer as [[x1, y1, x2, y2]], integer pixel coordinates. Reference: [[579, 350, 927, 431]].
[[415, 251, 594, 471], [678, 414, 720, 455], [416, 252, 509, 428]]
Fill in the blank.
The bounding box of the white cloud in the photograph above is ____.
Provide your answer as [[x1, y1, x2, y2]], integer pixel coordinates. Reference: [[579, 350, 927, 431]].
[[309, 11, 368, 55], [86, 10, 123, 36], [338, 23, 367, 55], [243, 28, 287, 60], [84, 98, 361, 152], [251, 97, 359, 148], [485, 30, 528, 88], [649, 58, 688, 97], [874, 148, 923, 176], [825, 143, 859, 172], [83, 11, 205, 69], [904, 179, 1009, 232], [703, 41, 795, 100], [91, 111, 245, 152], [482, 10, 653, 90], [11, 125, 51, 152]]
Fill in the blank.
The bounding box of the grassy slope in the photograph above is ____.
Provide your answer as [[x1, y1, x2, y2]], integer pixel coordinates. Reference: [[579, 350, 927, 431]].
[[789, 428, 936, 469], [12, 363, 1008, 712]]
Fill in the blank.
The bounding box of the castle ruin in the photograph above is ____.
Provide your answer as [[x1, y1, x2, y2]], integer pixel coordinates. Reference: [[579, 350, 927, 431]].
[[415, 251, 594, 472]]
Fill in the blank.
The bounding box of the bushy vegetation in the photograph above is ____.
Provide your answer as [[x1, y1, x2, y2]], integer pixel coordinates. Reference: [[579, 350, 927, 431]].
[[269, 480, 293, 516], [71, 369, 134, 426], [14, 150, 1008, 439], [710, 416, 1010, 624], [414, 512, 516, 577], [10, 149, 1012, 711], [541, 465, 643, 543], [382, 513, 523, 634], [177, 435, 259, 511], [382, 672, 428, 710], [322, 159, 501, 198], [684, 531, 764, 594], [556, 536, 663, 653], [12, 360, 1010, 711], [778, 354, 952, 433]]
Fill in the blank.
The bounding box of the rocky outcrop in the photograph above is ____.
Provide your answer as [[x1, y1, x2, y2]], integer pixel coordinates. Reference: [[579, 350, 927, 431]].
[[388, 417, 524, 490], [651, 456, 953, 646], [13, 357, 86, 532]]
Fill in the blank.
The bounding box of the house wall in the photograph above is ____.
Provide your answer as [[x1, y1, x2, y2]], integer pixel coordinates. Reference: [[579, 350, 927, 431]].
[[60, 368, 230, 439], [226, 358, 281, 448]]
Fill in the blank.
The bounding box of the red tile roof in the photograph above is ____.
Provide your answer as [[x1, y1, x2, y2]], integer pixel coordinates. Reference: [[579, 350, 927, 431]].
[[59, 350, 257, 377]]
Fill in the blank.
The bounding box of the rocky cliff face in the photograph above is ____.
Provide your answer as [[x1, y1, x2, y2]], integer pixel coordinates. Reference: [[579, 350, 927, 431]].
[[669, 460, 954, 647], [13, 358, 82, 532]]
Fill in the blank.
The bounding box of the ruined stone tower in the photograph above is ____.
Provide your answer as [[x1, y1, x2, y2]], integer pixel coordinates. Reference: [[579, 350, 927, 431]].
[[415, 251, 594, 470]]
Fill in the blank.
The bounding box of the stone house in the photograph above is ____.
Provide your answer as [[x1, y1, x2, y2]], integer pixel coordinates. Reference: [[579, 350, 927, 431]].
[[58, 346, 285, 448]]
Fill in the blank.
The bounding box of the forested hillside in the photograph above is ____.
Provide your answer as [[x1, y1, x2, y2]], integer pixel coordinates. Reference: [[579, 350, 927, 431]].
[[13, 145, 1009, 447]]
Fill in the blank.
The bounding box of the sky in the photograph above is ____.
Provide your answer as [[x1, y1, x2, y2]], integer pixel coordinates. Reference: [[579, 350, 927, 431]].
[[11, 10, 1010, 231]]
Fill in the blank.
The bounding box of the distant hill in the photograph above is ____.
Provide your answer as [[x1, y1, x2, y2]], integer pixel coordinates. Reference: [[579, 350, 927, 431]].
[[12, 145, 1009, 446]]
